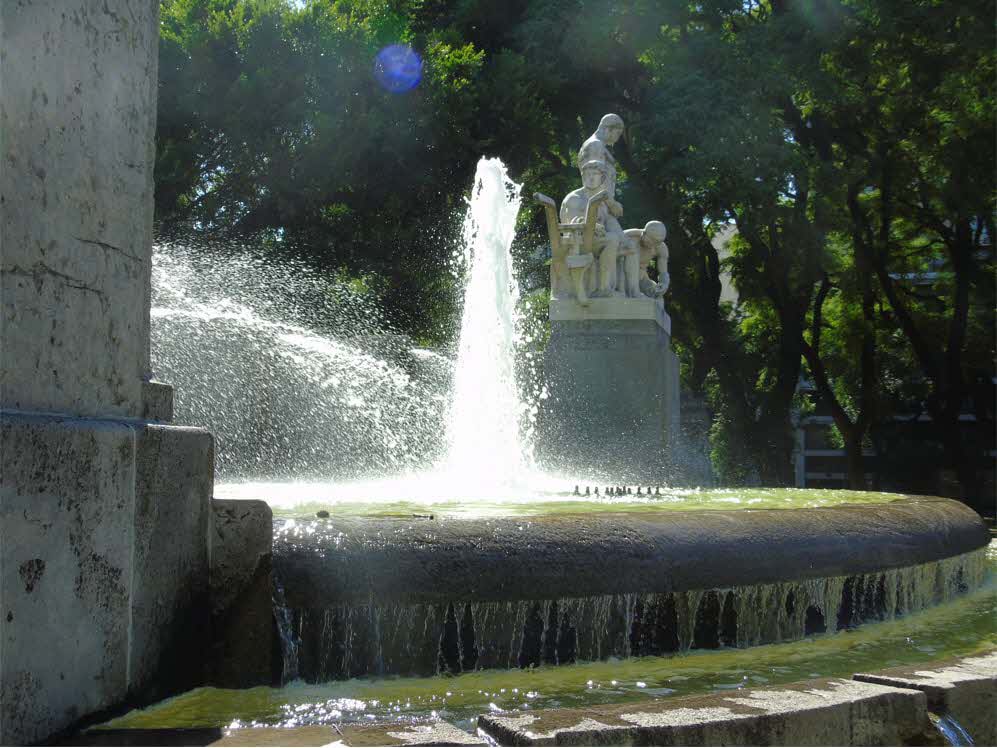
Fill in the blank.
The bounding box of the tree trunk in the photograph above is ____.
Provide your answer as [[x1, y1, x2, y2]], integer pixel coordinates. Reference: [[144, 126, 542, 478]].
[[844, 433, 867, 491], [758, 316, 806, 487]]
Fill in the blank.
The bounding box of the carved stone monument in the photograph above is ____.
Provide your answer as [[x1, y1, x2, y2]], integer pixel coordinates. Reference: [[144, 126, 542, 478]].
[[536, 114, 681, 481]]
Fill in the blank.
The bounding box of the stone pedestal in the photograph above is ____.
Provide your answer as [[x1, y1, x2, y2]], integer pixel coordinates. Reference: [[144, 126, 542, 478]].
[[537, 298, 680, 482], [0, 3, 223, 743]]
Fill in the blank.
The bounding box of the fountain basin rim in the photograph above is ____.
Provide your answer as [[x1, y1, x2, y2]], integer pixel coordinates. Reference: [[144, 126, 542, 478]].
[[273, 496, 989, 608]]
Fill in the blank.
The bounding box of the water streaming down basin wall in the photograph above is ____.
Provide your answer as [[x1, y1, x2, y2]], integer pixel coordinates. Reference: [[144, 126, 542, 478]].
[[273, 547, 986, 683], [931, 713, 975, 747]]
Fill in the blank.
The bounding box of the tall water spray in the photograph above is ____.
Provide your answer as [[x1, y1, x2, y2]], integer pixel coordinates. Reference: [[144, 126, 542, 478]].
[[151, 158, 552, 503], [443, 158, 532, 485]]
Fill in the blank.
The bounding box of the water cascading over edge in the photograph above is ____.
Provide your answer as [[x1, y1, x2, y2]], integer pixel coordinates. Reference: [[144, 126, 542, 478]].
[[442, 158, 533, 484], [275, 547, 988, 682]]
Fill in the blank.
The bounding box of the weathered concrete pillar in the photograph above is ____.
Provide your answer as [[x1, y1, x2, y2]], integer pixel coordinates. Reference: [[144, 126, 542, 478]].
[[1, 3, 214, 743]]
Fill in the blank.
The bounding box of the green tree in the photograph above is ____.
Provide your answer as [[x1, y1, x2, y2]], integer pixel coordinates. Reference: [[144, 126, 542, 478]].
[[154, 0, 995, 493], [798, 0, 995, 499]]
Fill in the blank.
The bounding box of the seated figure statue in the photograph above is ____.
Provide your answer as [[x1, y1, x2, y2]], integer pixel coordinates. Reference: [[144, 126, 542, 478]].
[[560, 160, 624, 299], [618, 220, 669, 298]]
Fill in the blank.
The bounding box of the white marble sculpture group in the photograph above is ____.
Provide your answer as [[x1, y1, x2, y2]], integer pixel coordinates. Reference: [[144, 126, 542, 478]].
[[536, 114, 670, 307]]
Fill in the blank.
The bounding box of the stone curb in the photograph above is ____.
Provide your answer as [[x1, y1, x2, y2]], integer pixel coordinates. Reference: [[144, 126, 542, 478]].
[[477, 651, 997, 746], [477, 677, 934, 746], [63, 652, 995, 746], [275, 498, 989, 608], [333, 721, 486, 746], [209, 720, 487, 747], [854, 650, 997, 746]]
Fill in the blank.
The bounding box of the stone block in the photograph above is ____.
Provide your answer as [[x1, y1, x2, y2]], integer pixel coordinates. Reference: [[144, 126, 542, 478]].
[[1, 0, 158, 418], [208, 499, 275, 688], [0, 413, 136, 745], [142, 381, 175, 422], [129, 424, 214, 700], [539, 318, 680, 482], [854, 651, 997, 746], [477, 678, 933, 746], [549, 297, 671, 334], [0, 414, 216, 743]]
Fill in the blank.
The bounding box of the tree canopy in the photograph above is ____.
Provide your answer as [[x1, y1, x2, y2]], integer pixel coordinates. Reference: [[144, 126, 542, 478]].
[[154, 0, 995, 500]]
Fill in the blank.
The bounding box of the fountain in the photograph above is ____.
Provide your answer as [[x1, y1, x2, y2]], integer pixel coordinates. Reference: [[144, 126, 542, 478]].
[[139, 129, 991, 744], [5, 5, 987, 736]]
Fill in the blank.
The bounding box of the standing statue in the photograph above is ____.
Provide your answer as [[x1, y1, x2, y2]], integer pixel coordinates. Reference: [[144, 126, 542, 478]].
[[578, 114, 625, 221]]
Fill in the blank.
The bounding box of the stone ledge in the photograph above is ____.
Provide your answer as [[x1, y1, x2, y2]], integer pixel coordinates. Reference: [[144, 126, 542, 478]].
[[212, 726, 335, 746], [335, 721, 486, 746], [275, 498, 988, 607], [549, 297, 671, 334], [478, 678, 934, 746], [854, 651, 997, 746]]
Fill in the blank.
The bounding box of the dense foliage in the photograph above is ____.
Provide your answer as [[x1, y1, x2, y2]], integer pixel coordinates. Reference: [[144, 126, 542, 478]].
[[155, 0, 995, 499]]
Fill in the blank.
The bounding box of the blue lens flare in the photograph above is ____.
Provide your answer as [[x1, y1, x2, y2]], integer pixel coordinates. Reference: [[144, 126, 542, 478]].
[[374, 45, 423, 93]]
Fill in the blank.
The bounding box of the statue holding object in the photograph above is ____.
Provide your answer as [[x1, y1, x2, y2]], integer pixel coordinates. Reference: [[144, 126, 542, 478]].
[[535, 161, 616, 307], [535, 113, 670, 305], [622, 220, 669, 299], [560, 160, 624, 301]]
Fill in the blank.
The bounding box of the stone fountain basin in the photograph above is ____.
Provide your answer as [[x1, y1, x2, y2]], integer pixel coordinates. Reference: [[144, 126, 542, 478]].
[[274, 496, 987, 608], [267, 494, 988, 682]]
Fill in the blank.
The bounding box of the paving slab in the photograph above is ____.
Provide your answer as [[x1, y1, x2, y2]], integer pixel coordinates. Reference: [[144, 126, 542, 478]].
[[211, 726, 337, 746], [65, 722, 484, 747], [478, 677, 936, 746], [334, 721, 486, 746], [854, 650, 997, 746], [211, 722, 485, 747]]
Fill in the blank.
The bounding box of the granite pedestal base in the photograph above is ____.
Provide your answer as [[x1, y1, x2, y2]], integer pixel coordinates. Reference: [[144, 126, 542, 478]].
[[538, 300, 680, 482]]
